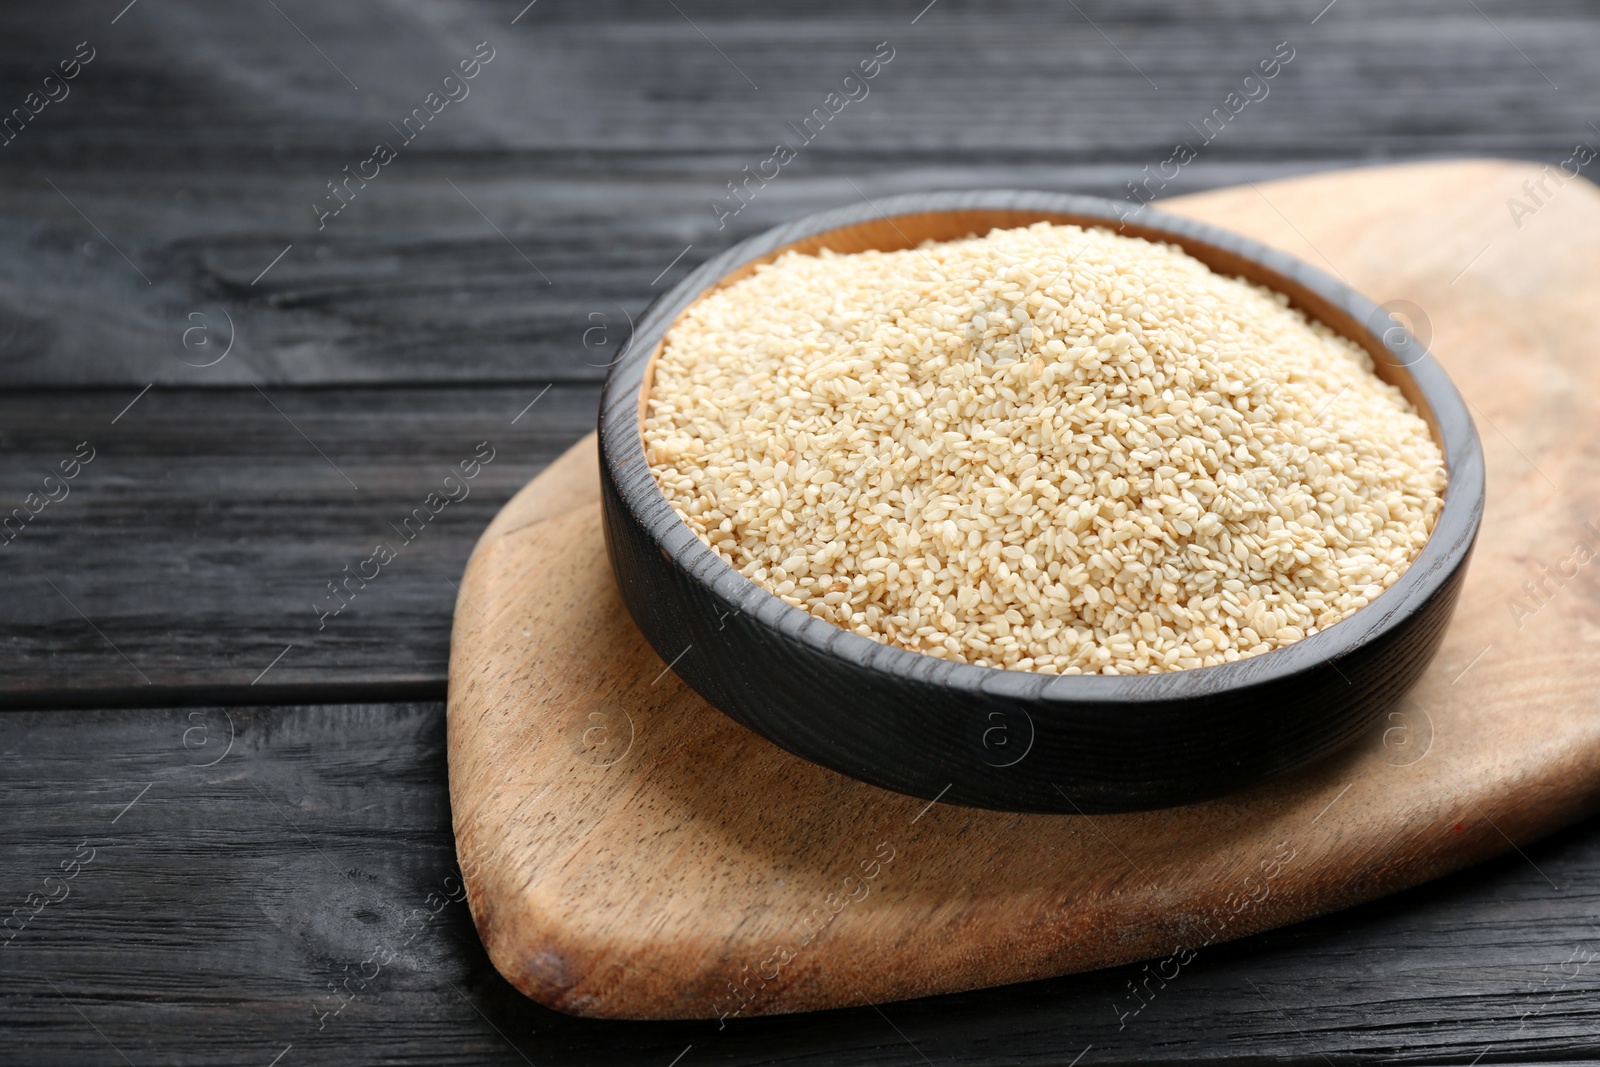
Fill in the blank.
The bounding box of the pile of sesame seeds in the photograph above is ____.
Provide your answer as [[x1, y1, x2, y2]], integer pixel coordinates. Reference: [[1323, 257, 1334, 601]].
[[643, 222, 1446, 675]]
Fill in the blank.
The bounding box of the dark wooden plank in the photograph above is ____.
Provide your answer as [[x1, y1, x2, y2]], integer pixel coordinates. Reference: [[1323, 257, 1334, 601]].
[[0, 385, 596, 707], [0, 163, 1351, 389], [0, 1, 1596, 386], [1, 702, 1598, 1065], [4, 0, 1594, 163]]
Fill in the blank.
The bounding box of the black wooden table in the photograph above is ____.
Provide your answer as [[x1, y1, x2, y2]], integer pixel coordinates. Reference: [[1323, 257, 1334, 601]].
[[4, 2, 1598, 1063]]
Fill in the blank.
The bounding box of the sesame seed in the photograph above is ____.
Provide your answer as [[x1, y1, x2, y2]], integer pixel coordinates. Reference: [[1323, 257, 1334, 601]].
[[643, 222, 1446, 674]]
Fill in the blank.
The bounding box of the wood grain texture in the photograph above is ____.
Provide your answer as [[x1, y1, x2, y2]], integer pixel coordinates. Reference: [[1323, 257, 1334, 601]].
[[3, 701, 1599, 1066], [449, 160, 1600, 1018], [2, 1, 1598, 387], [0, 385, 596, 707]]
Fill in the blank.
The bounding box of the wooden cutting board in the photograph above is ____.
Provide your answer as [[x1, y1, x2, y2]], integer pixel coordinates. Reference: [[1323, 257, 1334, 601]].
[[447, 160, 1600, 1021]]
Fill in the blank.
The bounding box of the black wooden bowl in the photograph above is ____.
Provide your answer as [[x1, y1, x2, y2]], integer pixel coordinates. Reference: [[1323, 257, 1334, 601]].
[[598, 191, 1484, 814]]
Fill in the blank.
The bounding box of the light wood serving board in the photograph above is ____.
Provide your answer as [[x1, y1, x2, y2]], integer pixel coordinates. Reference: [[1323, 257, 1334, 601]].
[[448, 160, 1600, 1020]]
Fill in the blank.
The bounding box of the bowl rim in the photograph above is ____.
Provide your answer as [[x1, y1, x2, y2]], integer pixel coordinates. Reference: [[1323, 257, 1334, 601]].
[[598, 189, 1485, 706]]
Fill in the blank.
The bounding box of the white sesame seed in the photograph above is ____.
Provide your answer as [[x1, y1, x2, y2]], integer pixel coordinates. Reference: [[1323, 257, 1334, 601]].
[[643, 222, 1446, 674]]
